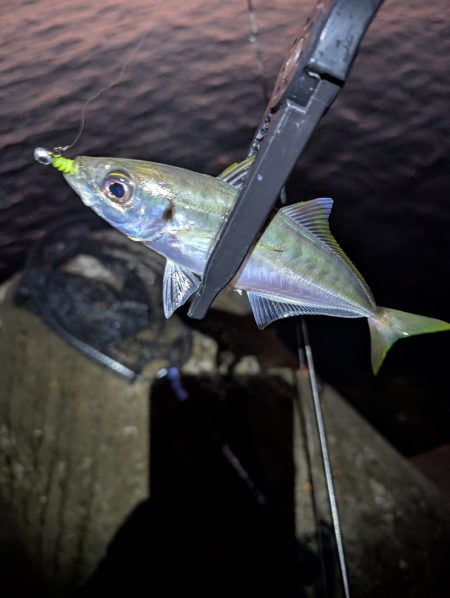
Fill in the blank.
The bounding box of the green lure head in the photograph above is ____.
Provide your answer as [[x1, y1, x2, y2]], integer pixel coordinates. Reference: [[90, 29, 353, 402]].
[[34, 147, 77, 175], [51, 154, 77, 175]]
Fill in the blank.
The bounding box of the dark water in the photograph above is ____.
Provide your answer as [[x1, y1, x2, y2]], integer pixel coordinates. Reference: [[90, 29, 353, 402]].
[[1, 0, 449, 453]]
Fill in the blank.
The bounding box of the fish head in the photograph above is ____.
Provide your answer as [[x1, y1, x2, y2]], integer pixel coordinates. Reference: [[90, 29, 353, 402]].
[[62, 156, 177, 242]]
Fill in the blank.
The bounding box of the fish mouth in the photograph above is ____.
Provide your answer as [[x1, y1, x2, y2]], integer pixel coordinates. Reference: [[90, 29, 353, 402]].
[[63, 156, 100, 207]]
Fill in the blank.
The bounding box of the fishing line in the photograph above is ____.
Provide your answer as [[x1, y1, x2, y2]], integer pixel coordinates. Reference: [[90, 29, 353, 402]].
[[245, 0, 287, 206], [246, 0, 269, 104], [35, 26, 150, 164], [65, 29, 149, 152]]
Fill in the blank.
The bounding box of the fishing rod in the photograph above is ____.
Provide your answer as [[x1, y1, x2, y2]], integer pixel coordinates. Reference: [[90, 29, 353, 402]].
[[296, 319, 350, 597]]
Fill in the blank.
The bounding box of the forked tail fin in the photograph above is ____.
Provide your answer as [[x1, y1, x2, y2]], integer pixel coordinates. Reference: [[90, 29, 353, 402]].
[[368, 307, 450, 374]]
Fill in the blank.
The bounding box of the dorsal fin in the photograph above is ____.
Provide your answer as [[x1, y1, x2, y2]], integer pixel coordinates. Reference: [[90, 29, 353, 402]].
[[280, 197, 333, 238], [280, 198, 374, 302], [217, 156, 255, 190]]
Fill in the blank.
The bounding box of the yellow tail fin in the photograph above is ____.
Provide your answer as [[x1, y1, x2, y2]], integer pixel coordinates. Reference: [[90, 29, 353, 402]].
[[368, 308, 450, 374]]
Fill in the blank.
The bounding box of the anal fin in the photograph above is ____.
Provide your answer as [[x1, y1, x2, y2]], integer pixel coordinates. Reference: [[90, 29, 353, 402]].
[[247, 291, 360, 329]]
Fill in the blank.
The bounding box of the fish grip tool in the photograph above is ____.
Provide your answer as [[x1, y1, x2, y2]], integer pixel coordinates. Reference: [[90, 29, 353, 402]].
[[188, 0, 383, 319]]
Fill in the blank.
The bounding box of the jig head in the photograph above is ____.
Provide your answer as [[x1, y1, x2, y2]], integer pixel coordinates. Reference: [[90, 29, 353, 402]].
[[34, 147, 77, 175]]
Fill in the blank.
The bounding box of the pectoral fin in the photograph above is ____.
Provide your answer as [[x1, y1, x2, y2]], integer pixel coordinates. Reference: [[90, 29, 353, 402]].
[[247, 291, 360, 329], [163, 260, 201, 318]]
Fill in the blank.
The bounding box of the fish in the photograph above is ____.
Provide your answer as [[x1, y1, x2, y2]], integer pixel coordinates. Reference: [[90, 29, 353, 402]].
[[48, 154, 449, 374]]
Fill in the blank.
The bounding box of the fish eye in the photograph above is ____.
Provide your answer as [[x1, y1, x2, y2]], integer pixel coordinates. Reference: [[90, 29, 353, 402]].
[[102, 171, 134, 205]]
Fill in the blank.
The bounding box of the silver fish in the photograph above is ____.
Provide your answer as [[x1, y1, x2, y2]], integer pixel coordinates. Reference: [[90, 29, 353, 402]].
[[50, 154, 449, 373]]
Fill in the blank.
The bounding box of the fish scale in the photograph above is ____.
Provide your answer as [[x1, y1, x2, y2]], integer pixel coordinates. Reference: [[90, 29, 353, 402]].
[[242, 213, 373, 315]]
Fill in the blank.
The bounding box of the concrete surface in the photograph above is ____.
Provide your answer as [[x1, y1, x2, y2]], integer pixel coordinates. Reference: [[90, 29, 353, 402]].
[[0, 271, 448, 597]]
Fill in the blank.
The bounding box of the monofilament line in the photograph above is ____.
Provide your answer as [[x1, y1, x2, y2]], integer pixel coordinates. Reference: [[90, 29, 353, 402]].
[[62, 28, 150, 153], [246, 0, 269, 103]]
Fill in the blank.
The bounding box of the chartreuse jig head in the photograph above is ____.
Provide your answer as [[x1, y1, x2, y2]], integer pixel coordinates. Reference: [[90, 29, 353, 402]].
[[34, 147, 77, 175]]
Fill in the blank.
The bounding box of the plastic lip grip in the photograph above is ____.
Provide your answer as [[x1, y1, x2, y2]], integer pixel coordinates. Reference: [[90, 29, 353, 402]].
[[188, 0, 384, 320]]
